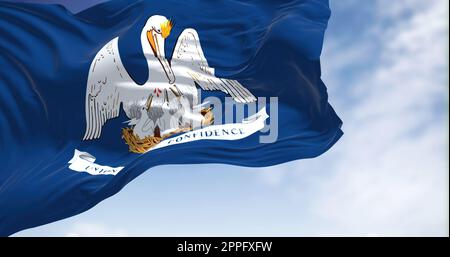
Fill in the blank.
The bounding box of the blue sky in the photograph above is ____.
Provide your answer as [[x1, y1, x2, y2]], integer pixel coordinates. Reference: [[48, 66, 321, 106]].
[[11, 0, 449, 236]]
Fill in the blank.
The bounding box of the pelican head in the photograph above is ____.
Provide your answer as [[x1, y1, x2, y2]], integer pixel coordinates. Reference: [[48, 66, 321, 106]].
[[143, 15, 175, 84]]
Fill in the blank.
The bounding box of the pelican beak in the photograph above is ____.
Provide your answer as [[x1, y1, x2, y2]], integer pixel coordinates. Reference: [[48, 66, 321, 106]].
[[147, 30, 175, 83]]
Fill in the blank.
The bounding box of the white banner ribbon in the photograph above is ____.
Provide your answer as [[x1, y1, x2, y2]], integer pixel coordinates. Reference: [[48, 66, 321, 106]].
[[149, 107, 269, 152], [69, 108, 268, 175], [68, 149, 124, 175]]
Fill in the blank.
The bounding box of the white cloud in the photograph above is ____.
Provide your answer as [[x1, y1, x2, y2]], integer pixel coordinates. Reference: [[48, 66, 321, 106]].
[[258, 0, 448, 236]]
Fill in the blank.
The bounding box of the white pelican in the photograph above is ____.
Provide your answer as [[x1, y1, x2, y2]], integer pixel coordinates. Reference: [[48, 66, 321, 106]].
[[83, 15, 256, 141]]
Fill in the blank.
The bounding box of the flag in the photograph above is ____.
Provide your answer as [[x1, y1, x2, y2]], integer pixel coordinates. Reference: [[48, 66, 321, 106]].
[[0, 0, 342, 235]]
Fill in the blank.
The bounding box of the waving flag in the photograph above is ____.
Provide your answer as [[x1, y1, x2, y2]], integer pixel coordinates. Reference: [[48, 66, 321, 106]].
[[0, 0, 342, 235]]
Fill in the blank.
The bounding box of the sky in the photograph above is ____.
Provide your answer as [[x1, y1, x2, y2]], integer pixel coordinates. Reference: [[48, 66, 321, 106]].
[[10, 0, 449, 236]]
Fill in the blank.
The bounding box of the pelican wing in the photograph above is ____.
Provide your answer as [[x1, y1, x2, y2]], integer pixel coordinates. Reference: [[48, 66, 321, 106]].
[[83, 38, 125, 140], [172, 29, 256, 103]]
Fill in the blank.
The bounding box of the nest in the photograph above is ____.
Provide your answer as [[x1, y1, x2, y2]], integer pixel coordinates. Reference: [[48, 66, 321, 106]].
[[122, 107, 214, 153]]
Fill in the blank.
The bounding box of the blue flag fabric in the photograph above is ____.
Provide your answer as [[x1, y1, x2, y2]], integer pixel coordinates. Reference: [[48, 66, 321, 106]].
[[0, 0, 342, 235]]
